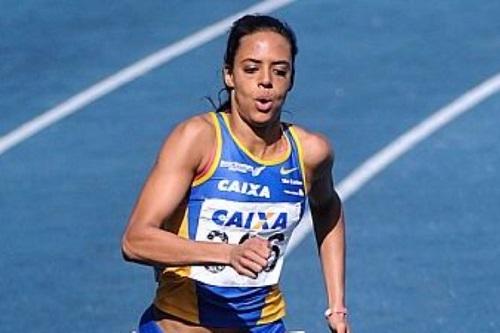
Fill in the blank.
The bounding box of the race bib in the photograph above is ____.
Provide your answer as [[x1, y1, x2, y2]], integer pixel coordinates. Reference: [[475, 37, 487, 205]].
[[189, 198, 302, 287]]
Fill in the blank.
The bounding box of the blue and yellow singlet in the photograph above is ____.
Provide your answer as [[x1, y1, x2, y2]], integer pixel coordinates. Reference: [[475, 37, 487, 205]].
[[154, 112, 307, 328]]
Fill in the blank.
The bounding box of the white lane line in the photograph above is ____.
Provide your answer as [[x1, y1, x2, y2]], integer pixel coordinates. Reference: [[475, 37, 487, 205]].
[[287, 72, 500, 253], [0, 0, 295, 156]]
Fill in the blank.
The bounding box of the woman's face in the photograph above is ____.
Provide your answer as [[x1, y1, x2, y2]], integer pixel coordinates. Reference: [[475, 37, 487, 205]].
[[224, 30, 293, 127]]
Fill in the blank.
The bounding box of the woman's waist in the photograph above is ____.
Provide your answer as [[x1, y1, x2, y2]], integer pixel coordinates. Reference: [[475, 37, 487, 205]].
[[154, 278, 286, 328]]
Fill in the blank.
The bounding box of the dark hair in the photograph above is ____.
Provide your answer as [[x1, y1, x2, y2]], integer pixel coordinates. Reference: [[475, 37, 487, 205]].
[[213, 14, 298, 112]]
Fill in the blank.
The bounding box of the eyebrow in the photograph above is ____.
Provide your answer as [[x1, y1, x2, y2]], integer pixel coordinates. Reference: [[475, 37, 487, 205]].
[[242, 58, 291, 67]]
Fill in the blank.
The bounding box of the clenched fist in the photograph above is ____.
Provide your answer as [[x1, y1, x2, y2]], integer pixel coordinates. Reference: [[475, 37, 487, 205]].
[[229, 237, 270, 278]]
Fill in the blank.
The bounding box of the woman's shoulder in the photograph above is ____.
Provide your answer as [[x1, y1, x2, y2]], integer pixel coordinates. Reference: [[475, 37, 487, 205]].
[[177, 111, 216, 130], [288, 124, 334, 172], [156, 112, 218, 164], [168, 112, 218, 143]]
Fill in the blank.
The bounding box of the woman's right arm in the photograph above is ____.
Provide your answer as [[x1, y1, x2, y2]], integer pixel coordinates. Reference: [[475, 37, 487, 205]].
[[121, 114, 269, 277]]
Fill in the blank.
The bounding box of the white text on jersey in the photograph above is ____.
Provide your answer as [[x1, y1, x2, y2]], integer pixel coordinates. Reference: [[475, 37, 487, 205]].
[[220, 160, 266, 177], [217, 179, 271, 198]]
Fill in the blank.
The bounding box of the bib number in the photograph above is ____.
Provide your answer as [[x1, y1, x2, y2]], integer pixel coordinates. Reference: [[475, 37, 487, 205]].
[[190, 199, 302, 287]]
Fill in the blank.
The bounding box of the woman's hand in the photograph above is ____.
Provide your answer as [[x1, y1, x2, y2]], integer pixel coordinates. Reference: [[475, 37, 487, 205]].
[[327, 312, 350, 333], [229, 237, 270, 278]]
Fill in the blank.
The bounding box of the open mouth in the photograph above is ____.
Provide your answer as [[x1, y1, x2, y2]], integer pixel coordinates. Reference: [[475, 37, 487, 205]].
[[255, 98, 273, 111]]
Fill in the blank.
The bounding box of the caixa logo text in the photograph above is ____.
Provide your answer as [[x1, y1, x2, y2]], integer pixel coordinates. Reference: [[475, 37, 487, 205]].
[[217, 179, 271, 198], [211, 209, 288, 230]]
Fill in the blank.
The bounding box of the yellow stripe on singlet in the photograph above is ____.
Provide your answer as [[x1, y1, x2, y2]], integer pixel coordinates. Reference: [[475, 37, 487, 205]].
[[257, 284, 286, 324], [192, 112, 222, 187], [221, 112, 291, 165], [154, 208, 200, 324], [287, 126, 308, 194]]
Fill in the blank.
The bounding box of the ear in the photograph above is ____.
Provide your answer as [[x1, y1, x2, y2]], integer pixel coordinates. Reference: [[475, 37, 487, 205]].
[[223, 66, 235, 89]]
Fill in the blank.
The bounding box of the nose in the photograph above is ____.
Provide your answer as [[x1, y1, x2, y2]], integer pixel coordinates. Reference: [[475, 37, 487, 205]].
[[258, 68, 272, 88]]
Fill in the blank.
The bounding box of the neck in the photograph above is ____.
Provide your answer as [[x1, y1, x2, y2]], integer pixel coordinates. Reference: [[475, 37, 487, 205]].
[[225, 110, 286, 161]]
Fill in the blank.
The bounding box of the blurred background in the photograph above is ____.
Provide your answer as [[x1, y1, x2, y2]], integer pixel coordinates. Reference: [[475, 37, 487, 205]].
[[1, 1, 499, 332]]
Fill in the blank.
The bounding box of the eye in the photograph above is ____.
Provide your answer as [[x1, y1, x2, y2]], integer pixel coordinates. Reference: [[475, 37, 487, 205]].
[[243, 66, 258, 74], [274, 68, 288, 77]]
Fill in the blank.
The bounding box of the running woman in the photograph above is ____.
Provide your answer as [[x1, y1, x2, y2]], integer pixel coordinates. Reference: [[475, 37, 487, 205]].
[[122, 14, 350, 333]]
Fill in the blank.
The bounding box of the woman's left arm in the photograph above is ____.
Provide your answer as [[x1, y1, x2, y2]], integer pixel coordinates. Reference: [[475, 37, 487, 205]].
[[303, 133, 350, 333]]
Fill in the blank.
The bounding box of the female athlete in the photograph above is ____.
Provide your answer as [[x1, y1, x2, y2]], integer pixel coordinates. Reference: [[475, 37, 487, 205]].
[[122, 14, 350, 333]]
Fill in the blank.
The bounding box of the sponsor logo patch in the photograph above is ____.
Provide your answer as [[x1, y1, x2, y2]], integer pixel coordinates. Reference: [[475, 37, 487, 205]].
[[217, 179, 271, 198], [280, 166, 298, 175], [281, 178, 303, 186], [211, 209, 288, 230], [220, 160, 266, 177], [283, 188, 305, 197]]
